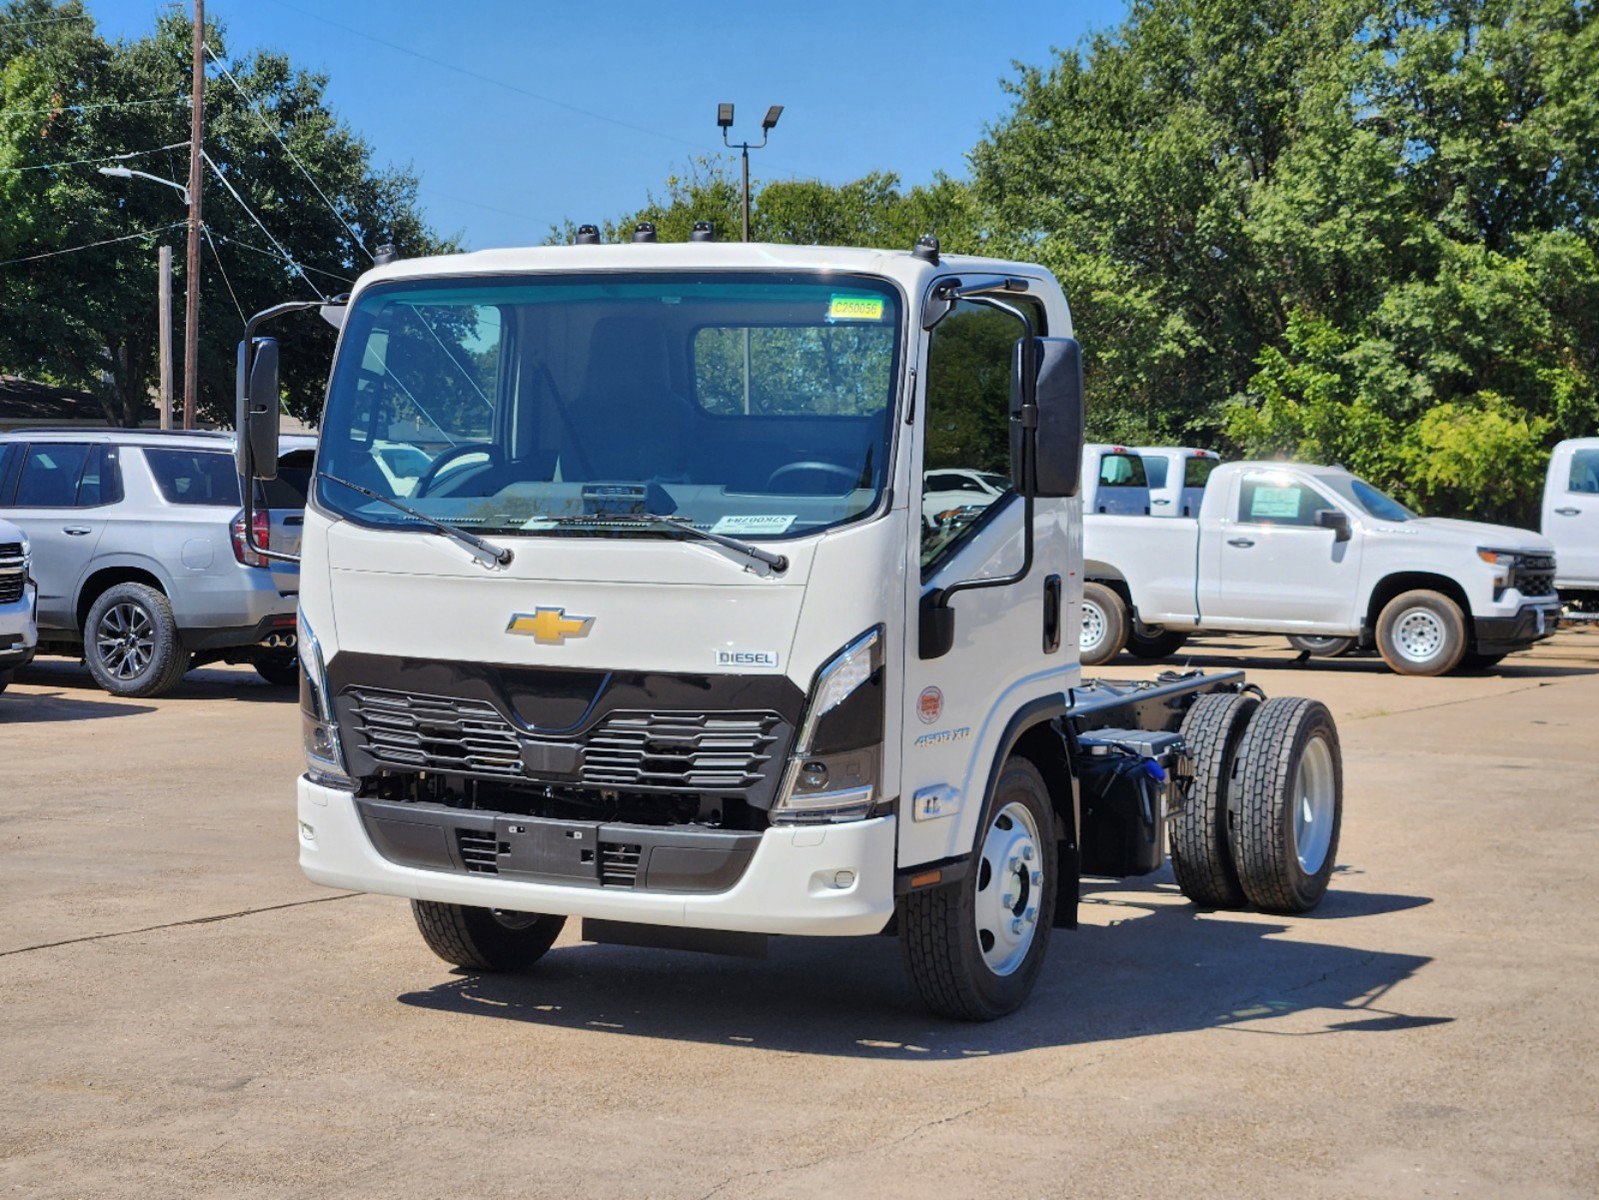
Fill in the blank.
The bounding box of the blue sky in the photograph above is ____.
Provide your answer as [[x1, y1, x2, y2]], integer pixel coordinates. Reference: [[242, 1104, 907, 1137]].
[[85, 0, 1128, 250]]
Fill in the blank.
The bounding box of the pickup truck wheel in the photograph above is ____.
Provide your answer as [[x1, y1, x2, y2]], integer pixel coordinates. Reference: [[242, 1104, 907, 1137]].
[[83, 582, 189, 698], [900, 756, 1057, 1020], [1170, 692, 1258, 908], [411, 901, 566, 971], [1125, 628, 1188, 661], [1286, 634, 1356, 658], [252, 648, 299, 687], [1080, 582, 1128, 666], [1375, 590, 1467, 675], [1229, 697, 1342, 913]]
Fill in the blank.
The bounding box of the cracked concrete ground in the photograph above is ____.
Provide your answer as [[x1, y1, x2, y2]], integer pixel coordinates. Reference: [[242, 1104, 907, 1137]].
[[2, 628, 1596, 1198]]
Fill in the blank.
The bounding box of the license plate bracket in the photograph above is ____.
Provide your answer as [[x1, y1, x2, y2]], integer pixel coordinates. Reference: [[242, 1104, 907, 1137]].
[[494, 817, 601, 882]]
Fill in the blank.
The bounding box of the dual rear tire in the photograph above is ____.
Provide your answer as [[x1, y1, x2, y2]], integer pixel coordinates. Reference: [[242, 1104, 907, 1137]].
[[1171, 694, 1342, 914]]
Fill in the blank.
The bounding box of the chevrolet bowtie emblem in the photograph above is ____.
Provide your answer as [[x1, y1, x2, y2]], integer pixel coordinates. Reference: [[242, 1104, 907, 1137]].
[[506, 607, 595, 645]]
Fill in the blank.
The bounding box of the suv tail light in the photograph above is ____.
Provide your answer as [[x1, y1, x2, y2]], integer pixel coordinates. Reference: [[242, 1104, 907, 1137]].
[[231, 509, 270, 567]]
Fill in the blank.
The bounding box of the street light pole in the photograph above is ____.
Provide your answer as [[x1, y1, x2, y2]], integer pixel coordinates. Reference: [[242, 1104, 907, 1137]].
[[184, 0, 205, 430], [716, 103, 783, 243], [157, 245, 173, 430]]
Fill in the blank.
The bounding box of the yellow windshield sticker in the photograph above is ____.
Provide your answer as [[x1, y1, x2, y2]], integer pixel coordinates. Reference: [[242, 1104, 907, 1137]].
[[828, 294, 886, 322]]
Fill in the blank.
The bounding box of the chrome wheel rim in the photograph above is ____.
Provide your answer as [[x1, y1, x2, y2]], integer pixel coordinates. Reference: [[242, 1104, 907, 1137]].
[[1393, 607, 1446, 664], [1295, 636, 1347, 654], [1080, 600, 1107, 655], [97, 602, 155, 680], [1293, 735, 1336, 874], [974, 800, 1043, 976]]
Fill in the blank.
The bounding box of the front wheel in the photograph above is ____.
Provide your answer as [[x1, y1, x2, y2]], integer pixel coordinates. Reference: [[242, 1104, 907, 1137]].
[[900, 756, 1058, 1020], [1375, 589, 1467, 676], [411, 901, 567, 971], [1080, 582, 1128, 667]]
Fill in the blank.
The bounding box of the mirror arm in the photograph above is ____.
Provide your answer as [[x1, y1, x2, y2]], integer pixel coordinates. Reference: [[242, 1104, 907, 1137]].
[[236, 298, 345, 564]]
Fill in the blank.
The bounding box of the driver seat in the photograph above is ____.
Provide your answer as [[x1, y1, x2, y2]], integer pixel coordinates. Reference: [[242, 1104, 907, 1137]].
[[567, 316, 690, 481]]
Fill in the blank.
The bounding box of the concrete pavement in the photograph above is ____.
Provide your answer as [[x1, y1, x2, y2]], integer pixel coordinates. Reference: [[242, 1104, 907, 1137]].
[[2, 630, 1596, 1198]]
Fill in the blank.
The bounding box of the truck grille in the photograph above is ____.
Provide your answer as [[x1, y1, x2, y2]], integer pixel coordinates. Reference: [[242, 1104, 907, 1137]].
[[582, 711, 781, 790], [341, 687, 782, 793], [599, 841, 642, 887], [457, 828, 503, 873], [347, 689, 523, 778], [0, 542, 24, 605], [1512, 555, 1557, 598]]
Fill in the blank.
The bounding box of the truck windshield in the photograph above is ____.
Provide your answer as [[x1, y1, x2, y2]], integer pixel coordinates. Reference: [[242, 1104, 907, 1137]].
[[315, 272, 903, 540], [1317, 473, 1415, 522]]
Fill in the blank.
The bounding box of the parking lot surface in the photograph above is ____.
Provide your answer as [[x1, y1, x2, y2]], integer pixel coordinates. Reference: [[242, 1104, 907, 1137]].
[[3, 630, 1597, 1198]]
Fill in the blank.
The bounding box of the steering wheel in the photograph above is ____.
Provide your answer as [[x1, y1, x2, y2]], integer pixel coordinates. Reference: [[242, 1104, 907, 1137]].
[[766, 461, 860, 494], [413, 442, 504, 497]]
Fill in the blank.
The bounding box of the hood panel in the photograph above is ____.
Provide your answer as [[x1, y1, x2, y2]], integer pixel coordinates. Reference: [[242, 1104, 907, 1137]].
[[1407, 517, 1553, 552], [325, 520, 813, 680]]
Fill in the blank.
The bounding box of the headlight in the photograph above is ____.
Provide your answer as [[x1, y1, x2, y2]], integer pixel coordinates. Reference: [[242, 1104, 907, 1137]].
[[298, 614, 353, 790], [772, 627, 884, 823], [1477, 547, 1522, 566]]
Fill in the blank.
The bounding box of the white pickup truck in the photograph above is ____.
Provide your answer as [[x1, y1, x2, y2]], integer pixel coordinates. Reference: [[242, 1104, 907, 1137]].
[[1541, 437, 1599, 608], [1082, 460, 1562, 675]]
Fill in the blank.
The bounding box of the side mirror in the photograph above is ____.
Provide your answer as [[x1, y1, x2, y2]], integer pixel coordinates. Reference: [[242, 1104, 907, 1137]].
[[1315, 508, 1352, 542], [1011, 336, 1084, 498], [237, 337, 281, 482]]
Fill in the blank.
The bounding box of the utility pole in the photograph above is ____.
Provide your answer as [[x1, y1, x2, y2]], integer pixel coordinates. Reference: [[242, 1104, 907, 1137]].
[[157, 245, 173, 430], [183, 0, 205, 430]]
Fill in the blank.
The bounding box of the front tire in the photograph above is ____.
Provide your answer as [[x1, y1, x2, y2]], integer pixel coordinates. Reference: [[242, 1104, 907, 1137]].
[[1080, 582, 1128, 667], [411, 901, 566, 971], [900, 756, 1057, 1020], [83, 582, 188, 698], [1170, 691, 1259, 908], [1229, 697, 1342, 913], [1375, 589, 1467, 676]]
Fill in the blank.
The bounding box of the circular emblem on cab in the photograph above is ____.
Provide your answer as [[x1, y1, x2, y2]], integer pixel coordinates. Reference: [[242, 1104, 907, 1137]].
[[917, 686, 944, 725]]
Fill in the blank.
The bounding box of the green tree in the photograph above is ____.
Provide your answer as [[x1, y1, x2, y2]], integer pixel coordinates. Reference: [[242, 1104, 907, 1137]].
[[0, 0, 451, 425]]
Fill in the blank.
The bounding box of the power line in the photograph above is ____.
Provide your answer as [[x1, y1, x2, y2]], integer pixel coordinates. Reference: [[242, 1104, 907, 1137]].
[[201, 149, 326, 300], [0, 13, 91, 27], [208, 230, 354, 284], [0, 221, 185, 268], [264, 0, 710, 153], [202, 224, 248, 323], [0, 141, 189, 176], [203, 42, 374, 262], [0, 95, 185, 119]]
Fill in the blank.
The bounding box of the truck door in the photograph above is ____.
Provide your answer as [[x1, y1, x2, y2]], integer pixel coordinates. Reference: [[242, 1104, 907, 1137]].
[[0, 442, 113, 630], [1210, 469, 1361, 629], [899, 296, 1073, 867], [1545, 442, 1599, 587]]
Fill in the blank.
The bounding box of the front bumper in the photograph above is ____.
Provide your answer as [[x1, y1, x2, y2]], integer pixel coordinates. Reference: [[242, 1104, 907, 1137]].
[[0, 580, 38, 668], [297, 776, 897, 936], [1474, 600, 1562, 653]]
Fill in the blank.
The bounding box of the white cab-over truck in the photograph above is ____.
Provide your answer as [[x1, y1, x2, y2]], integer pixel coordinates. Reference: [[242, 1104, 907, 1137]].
[[1082, 460, 1561, 675], [238, 232, 1344, 1019], [1542, 437, 1599, 609]]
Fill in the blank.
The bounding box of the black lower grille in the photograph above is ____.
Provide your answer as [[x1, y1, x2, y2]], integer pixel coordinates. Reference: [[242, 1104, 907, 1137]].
[[0, 574, 22, 605], [599, 841, 642, 887], [581, 711, 782, 790], [457, 828, 501, 873], [346, 688, 523, 777], [1512, 555, 1557, 597]]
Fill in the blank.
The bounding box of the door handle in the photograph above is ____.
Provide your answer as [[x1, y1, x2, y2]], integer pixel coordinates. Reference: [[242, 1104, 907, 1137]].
[[1554, 507, 1580, 516], [1042, 574, 1062, 653], [1227, 537, 1255, 548], [63, 525, 92, 536], [1152, 498, 1171, 505]]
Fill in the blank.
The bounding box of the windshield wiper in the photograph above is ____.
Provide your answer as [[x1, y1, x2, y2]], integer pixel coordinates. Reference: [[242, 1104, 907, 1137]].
[[551, 512, 788, 574], [319, 473, 514, 567]]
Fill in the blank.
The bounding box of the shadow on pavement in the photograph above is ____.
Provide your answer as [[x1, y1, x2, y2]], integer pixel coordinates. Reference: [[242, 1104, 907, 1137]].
[[396, 883, 1445, 1060], [0, 689, 155, 723], [1148, 645, 1596, 680], [13, 658, 295, 704]]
